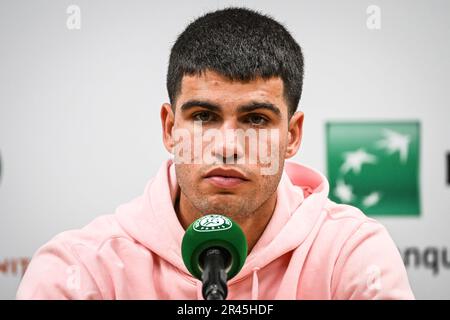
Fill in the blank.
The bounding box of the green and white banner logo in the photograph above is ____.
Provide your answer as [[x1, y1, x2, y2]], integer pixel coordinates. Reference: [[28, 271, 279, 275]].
[[193, 214, 233, 232], [326, 122, 420, 216]]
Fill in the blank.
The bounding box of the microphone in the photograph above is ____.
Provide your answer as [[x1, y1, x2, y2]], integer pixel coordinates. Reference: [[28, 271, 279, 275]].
[[181, 214, 248, 300]]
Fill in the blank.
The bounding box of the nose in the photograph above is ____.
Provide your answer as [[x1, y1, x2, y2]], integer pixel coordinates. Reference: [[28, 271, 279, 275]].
[[212, 120, 245, 165]]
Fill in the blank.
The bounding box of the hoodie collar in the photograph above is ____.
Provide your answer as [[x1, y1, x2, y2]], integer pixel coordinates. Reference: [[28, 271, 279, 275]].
[[246, 168, 304, 258], [116, 158, 330, 283]]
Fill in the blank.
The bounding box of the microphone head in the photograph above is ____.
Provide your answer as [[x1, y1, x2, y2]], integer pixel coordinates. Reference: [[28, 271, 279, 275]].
[[181, 214, 248, 281]]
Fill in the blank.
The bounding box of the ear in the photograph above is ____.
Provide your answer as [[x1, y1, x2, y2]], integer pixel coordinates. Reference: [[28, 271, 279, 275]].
[[160, 103, 175, 154], [285, 111, 304, 159]]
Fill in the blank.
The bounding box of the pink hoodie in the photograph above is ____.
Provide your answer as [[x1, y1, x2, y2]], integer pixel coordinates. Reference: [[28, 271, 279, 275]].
[[17, 159, 414, 299]]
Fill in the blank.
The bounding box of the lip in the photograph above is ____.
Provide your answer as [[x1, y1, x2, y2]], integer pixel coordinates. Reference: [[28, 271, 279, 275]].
[[203, 167, 249, 189]]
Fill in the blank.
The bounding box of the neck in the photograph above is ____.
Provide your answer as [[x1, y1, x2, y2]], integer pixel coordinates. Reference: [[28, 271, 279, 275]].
[[175, 192, 277, 253]]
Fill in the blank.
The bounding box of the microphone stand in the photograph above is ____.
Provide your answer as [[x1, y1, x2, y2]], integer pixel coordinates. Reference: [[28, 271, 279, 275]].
[[201, 247, 229, 300]]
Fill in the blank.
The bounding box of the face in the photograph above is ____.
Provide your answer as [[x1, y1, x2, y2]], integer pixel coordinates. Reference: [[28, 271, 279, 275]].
[[161, 70, 303, 219]]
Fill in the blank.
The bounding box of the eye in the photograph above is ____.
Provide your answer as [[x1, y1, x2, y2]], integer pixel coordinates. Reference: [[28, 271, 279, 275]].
[[246, 114, 268, 126], [192, 111, 215, 123]]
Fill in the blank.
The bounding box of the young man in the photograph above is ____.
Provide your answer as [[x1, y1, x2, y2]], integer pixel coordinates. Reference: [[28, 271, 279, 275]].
[[17, 7, 414, 299]]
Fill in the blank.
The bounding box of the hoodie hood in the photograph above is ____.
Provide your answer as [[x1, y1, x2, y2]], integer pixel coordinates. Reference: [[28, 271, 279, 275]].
[[115, 158, 330, 285]]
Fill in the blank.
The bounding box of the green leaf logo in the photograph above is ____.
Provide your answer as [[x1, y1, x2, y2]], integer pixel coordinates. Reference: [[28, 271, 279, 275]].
[[326, 122, 421, 216]]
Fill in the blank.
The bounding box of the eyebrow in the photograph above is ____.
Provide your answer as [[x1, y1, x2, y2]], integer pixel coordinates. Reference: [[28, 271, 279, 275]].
[[180, 100, 221, 113], [238, 102, 282, 118], [180, 100, 282, 119]]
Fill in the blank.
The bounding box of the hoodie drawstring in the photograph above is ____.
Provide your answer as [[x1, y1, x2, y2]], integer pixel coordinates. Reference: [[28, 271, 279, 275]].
[[251, 267, 260, 300]]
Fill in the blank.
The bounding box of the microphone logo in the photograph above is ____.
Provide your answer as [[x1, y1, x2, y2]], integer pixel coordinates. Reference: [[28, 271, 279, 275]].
[[193, 215, 232, 232]]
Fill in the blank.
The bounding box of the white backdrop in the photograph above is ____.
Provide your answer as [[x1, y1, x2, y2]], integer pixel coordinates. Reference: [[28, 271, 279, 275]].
[[1, 0, 449, 299]]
